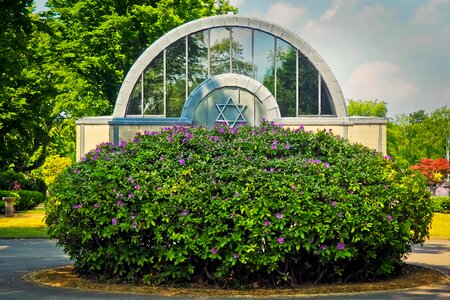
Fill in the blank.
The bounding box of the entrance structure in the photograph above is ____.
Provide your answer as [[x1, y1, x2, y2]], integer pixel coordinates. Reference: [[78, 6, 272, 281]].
[[76, 15, 386, 159]]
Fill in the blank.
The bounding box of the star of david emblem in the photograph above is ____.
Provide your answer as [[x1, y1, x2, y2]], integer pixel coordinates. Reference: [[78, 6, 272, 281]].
[[215, 97, 247, 128]]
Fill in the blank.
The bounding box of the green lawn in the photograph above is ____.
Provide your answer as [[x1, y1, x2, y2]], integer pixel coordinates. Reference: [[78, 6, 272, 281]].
[[1, 209, 450, 240], [429, 213, 450, 239], [0, 208, 48, 238]]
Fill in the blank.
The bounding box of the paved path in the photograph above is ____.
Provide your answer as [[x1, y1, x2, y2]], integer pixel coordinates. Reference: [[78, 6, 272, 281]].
[[0, 239, 449, 299]]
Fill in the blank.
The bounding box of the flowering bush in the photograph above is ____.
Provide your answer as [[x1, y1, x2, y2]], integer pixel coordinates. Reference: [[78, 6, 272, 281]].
[[46, 122, 432, 286]]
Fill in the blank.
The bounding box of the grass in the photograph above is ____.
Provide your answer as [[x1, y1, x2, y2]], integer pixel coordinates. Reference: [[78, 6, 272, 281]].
[[0, 208, 48, 238], [429, 212, 450, 239]]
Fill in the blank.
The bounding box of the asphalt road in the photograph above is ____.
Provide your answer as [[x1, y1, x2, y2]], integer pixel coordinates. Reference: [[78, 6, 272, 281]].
[[0, 239, 449, 299]]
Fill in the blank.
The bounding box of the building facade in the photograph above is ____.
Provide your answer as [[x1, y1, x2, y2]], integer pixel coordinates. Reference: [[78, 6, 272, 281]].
[[76, 15, 386, 159]]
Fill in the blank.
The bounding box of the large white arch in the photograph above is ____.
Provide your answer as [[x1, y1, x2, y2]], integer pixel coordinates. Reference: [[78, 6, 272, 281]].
[[113, 14, 347, 118]]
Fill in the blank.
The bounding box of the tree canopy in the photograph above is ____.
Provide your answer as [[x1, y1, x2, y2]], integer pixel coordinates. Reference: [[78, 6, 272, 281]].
[[347, 99, 388, 118], [0, 0, 236, 172], [387, 106, 450, 168]]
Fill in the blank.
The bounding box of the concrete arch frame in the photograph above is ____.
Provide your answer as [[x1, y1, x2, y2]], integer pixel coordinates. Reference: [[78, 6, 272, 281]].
[[180, 73, 281, 123], [113, 14, 347, 118]]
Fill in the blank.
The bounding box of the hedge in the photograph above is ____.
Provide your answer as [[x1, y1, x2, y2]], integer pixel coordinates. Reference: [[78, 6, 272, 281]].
[[430, 196, 450, 213], [46, 123, 433, 287]]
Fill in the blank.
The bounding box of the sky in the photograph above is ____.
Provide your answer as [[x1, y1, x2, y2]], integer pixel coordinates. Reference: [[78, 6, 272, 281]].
[[35, 0, 450, 117]]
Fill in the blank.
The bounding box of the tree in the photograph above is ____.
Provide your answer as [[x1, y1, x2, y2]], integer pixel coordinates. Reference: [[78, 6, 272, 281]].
[[0, 1, 59, 172], [410, 158, 450, 185], [1, 1, 236, 171], [387, 106, 450, 168], [347, 99, 388, 118], [45, 0, 236, 111]]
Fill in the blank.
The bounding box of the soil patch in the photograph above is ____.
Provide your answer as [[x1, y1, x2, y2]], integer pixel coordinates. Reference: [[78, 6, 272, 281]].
[[25, 264, 449, 298]]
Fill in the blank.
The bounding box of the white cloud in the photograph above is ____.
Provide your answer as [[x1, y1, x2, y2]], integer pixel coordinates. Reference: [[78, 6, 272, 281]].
[[229, 0, 245, 8], [345, 61, 419, 115], [320, 0, 342, 22], [264, 2, 310, 29], [356, 3, 386, 21], [411, 0, 450, 24]]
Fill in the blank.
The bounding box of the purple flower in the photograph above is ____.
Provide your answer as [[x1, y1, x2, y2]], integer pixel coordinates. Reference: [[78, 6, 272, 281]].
[[112, 218, 117, 225], [181, 210, 189, 216], [212, 195, 216, 200], [210, 136, 217, 142], [387, 214, 393, 222], [285, 144, 291, 150], [349, 190, 354, 195], [270, 167, 275, 172], [230, 128, 236, 134], [324, 162, 330, 168], [132, 222, 137, 229], [128, 193, 134, 198], [74, 169, 80, 174], [219, 127, 226, 133], [128, 177, 134, 183], [383, 155, 392, 161], [233, 253, 239, 259], [291, 185, 297, 190], [134, 185, 141, 190], [94, 203, 99, 208], [167, 136, 173, 143], [117, 200, 124, 207], [331, 201, 337, 207], [179, 158, 186, 165], [271, 144, 277, 150], [272, 140, 278, 145], [131, 214, 136, 219], [337, 242, 345, 250], [384, 185, 389, 190], [320, 244, 327, 250], [338, 212, 343, 218], [72, 204, 82, 209], [211, 247, 218, 254], [263, 168, 268, 173], [264, 221, 271, 226], [276, 213, 283, 219], [278, 237, 285, 244], [157, 186, 162, 191]]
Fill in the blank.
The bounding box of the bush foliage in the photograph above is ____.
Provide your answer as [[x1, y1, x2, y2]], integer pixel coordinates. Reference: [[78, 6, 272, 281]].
[[430, 196, 450, 213], [1, 189, 44, 212], [46, 123, 432, 286]]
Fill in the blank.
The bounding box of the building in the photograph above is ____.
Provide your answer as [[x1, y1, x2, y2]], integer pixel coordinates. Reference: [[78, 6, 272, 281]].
[[76, 14, 386, 159]]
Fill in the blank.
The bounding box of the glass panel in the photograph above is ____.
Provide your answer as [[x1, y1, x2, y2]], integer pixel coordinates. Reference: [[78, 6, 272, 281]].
[[210, 27, 231, 76], [231, 28, 253, 77], [166, 37, 186, 117], [143, 52, 164, 115], [188, 31, 209, 94], [126, 77, 142, 115], [320, 78, 336, 115], [255, 30, 275, 95], [298, 51, 318, 115], [275, 39, 296, 117]]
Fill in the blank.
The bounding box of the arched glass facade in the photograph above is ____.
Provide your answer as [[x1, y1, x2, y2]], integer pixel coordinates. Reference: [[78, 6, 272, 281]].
[[125, 26, 336, 118]]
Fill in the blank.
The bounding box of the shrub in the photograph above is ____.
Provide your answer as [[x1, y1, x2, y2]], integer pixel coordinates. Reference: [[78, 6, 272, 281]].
[[32, 155, 72, 187], [46, 123, 433, 286], [0, 190, 44, 212], [15, 190, 44, 211], [0, 169, 47, 196], [430, 196, 450, 213]]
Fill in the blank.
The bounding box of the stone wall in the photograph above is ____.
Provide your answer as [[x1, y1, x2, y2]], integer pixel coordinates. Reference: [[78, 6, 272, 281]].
[[76, 117, 387, 160]]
